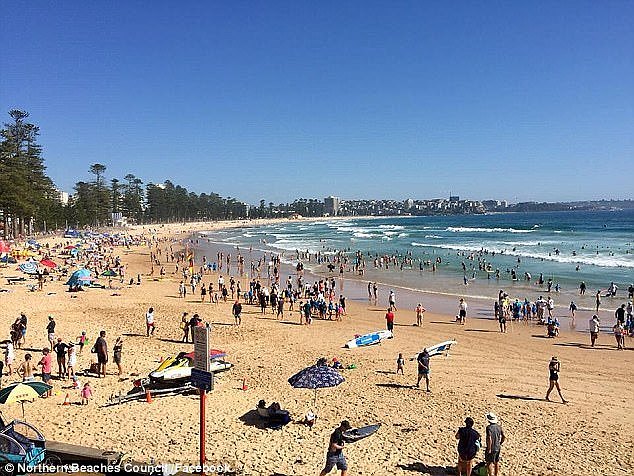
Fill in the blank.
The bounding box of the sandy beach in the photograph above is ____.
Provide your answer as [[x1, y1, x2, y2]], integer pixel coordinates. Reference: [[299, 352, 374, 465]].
[[0, 220, 632, 476]]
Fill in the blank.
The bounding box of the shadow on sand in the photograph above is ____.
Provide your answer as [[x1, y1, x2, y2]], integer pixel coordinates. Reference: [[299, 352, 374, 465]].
[[376, 382, 414, 389], [397, 462, 455, 474]]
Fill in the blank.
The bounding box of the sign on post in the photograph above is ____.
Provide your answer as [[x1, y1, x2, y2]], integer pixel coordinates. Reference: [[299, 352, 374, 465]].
[[192, 324, 210, 372], [191, 368, 214, 392]]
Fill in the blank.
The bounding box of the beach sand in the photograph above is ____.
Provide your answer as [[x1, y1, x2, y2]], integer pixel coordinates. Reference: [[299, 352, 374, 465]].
[[0, 221, 631, 476]]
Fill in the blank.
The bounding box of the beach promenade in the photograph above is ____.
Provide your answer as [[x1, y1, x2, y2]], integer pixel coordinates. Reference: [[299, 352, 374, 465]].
[[0, 221, 631, 476]]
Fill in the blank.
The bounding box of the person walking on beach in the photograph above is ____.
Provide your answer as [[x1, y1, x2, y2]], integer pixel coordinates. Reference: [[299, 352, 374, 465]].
[[579, 281, 586, 295], [319, 420, 352, 476], [458, 298, 467, 325], [613, 321, 625, 350], [396, 353, 405, 375], [46, 316, 56, 351], [455, 417, 481, 476], [416, 349, 431, 392], [595, 290, 601, 313], [485, 412, 505, 476], [145, 307, 156, 336], [589, 314, 600, 347], [94, 331, 108, 378], [545, 356, 567, 403], [385, 308, 395, 334], [415, 303, 426, 326], [388, 290, 397, 311], [113, 337, 123, 375], [4, 341, 15, 376], [233, 300, 242, 326]]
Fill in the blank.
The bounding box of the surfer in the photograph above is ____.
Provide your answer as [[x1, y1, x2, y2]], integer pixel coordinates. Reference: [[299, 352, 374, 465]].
[[416, 349, 430, 392], [319, 420, 352, 476]]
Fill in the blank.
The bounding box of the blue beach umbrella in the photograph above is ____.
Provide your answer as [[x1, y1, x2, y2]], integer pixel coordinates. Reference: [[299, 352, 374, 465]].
[[289, 361, 345, 407], [19, 261, 38, 275]]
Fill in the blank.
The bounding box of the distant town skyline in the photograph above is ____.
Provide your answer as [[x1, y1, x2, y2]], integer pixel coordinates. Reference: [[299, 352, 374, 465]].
[[1, 2, 632, 204]]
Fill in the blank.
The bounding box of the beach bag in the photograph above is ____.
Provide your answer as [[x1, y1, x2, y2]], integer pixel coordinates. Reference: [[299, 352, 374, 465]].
[[472, 462, 487, 476]]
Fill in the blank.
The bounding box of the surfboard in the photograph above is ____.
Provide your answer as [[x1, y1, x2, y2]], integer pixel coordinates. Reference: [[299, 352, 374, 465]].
[[410, 340, 457, 360], [342, 423, 381, 443], [345, 330, 393, 348]]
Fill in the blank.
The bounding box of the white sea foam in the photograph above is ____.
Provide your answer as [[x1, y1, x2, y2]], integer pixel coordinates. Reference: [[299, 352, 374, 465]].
[[424, 235, 443, 239], [446, 226, 533, 234], [353, 232, 373, 238], [411, 242, 634, 268], [378, 224, 405, 230]]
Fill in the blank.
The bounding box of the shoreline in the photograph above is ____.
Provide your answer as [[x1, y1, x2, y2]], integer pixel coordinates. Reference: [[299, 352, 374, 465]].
[[0, 220, 631, 475]]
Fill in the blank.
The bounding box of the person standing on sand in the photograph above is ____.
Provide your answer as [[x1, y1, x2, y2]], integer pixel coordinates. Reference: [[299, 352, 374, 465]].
[[415, 303, 426, 326], [545, 356, 567, 403], [113, 337, 123, 375], [233, 300, 242, 326], [595, 290, 601, 313], [416, 349, 431, 392], [46, 316, 56, 352], [17, 353, 35, 381], [458, 298, 467, 325], [385, 308, 395, 334], [613, 321, 625, 350], [589, 314, 600, 347], [146, 307, 156, 336], [38, 348, 52, 396], [485, 412, 505, 476], [319, 420, 352, 476], [94, 331, 108, 378], [455, 417, 481, 476], [53, 338, 68, 379]]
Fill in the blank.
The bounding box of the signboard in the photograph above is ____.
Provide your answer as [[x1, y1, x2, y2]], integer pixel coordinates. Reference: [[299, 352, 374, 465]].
[[191, 368, 214, 392], [192, 325, 210, 372]]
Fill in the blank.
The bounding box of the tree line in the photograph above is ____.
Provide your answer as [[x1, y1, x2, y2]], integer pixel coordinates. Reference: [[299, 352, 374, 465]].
[[0, 110, 307, 237]]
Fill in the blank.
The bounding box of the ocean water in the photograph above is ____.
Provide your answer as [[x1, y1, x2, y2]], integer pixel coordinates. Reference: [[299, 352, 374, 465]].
[[198, 210, 634, 313]]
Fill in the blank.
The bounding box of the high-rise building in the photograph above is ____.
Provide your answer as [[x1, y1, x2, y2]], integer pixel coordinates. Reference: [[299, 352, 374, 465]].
[[324, 196, 341, 216]]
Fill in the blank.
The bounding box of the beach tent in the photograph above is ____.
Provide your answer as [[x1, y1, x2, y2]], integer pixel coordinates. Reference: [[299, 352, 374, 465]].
[[66, 268, 93, 286], [19, 262, 38, 275]]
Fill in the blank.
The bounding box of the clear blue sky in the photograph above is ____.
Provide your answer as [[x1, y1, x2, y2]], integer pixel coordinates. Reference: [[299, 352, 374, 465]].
[[1, 1, 632, 204]]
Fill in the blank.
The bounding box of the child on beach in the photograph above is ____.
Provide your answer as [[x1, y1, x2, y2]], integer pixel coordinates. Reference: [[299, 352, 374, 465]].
[[81, 382, 93, 405], [397, 353, 405, 375], [67, 343, 77, 378], [78, 331, 87, 355]]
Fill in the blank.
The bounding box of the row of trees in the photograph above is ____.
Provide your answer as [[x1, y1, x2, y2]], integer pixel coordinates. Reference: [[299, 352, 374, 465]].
[[0, 109, 331, 237], [0, 111, 255, 236]]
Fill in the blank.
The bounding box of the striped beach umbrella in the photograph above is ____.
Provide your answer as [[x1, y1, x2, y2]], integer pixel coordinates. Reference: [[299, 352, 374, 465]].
[[19, 261, 38, 275]]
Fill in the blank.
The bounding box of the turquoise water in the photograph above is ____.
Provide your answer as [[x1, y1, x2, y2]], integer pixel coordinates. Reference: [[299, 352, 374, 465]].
[[201, 210, 634, 311]]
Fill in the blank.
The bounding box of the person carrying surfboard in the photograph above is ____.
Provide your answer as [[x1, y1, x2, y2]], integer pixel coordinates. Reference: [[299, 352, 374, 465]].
[[319, 420, 352, 476]]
